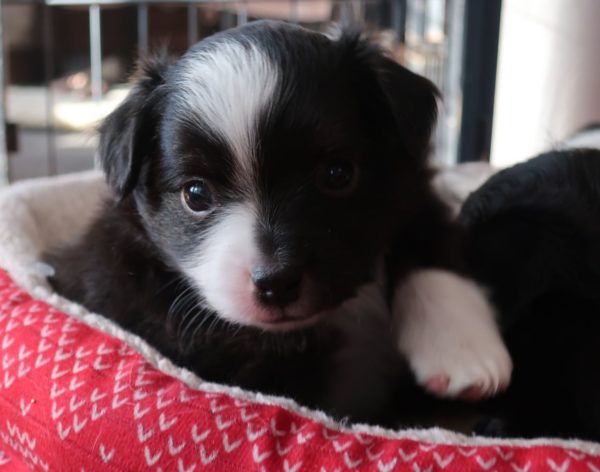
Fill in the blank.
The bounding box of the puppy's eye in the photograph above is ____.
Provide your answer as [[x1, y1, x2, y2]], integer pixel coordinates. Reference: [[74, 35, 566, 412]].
[[318, 160, 359, 196], [182, 180, 214, 213]]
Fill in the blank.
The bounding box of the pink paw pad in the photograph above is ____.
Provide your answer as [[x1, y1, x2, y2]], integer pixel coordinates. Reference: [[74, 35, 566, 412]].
[[424, 375, 450, 396], [458, 384, 486, 401]]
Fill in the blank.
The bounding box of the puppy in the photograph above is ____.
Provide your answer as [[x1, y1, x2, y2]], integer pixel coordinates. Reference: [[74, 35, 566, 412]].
[[461, 148, 600, 440], [45, 21, 511, 424]]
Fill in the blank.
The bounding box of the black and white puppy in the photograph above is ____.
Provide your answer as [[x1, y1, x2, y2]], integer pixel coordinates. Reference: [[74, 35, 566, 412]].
[[46, 21, 511, 424], [461, 148, 600, 440]]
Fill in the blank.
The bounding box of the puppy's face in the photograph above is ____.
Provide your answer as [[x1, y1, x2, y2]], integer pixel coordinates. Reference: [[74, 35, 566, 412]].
[[100, 21, 438, 331]]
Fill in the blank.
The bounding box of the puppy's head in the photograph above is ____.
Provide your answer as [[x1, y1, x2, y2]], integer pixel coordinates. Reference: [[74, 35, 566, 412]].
[[99, 20, 438, 331]]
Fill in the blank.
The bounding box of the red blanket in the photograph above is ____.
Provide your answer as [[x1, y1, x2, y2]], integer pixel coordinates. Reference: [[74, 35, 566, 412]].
[[0, 269, 598, 472]]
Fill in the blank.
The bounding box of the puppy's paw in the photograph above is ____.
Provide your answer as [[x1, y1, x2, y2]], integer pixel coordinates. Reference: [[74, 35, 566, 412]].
[[392, 269, 512, 399], [415, 339, 512, 399]]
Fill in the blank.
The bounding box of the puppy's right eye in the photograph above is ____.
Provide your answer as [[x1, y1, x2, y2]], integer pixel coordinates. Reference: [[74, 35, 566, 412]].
[[182, 180, 214, 213]]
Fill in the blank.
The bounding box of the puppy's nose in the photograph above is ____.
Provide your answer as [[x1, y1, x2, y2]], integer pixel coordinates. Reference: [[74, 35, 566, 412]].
[[252, 265, 302, 308]]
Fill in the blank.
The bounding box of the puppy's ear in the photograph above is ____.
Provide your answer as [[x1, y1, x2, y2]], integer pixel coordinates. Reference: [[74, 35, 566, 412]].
[[98, 52, 170, 199], [343, 33, 440, 161]]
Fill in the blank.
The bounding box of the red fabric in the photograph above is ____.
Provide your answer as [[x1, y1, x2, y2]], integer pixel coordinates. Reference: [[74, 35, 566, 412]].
[[0, 269, 598, 471]]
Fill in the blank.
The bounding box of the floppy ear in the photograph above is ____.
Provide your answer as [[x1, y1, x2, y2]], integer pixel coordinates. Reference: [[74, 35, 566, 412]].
[[371, 55, 439, 161], [98, 52, 171, 199], [344, 33, 440, 161]]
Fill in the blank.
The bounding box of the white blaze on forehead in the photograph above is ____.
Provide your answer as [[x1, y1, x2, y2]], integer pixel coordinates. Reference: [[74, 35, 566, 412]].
[[182, 203, 262, 325], [177, 41, 279, 174]]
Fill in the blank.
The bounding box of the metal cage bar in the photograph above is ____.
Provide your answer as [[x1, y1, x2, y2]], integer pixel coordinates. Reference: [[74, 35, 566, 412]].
[[138, 3, 149, 55], [0, 1, 7, 185], [89, 4, 103, 102]]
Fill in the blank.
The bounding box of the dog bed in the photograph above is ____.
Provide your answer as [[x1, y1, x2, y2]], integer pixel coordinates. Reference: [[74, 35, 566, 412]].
[[0, 170, 599, 472]]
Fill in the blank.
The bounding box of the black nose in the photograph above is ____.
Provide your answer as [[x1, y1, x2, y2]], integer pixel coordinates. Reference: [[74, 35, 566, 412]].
[[252, 265, 303, 307]]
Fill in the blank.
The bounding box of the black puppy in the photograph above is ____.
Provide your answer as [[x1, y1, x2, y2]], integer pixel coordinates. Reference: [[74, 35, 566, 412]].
[[45, 21, 510, 425], [461, 148, 600, 440]]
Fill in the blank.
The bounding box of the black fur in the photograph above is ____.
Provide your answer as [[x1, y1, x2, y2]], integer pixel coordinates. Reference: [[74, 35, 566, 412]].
[[46, 21, 463, 425], [461, 148, 600, 440]]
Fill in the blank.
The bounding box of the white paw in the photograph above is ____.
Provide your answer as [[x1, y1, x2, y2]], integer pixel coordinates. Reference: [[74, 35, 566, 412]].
[[392, 269, 512, 399]]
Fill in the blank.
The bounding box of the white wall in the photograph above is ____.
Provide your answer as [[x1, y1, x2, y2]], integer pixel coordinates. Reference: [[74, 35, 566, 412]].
[[490, 0, 600, 167]]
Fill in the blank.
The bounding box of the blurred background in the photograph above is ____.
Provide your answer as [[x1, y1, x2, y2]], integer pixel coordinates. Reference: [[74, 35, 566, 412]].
[[0, 0, 598, 184]]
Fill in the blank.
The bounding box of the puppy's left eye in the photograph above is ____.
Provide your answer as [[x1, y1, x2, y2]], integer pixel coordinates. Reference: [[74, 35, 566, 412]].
[[182, 180, 214, 213], [318, 160, 359, 196]]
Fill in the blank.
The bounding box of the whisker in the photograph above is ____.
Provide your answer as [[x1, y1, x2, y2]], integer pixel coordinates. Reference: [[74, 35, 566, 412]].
[[175, 293, 203, 337], [179, 304, 205, 341], [188, 310, 217, 341]]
